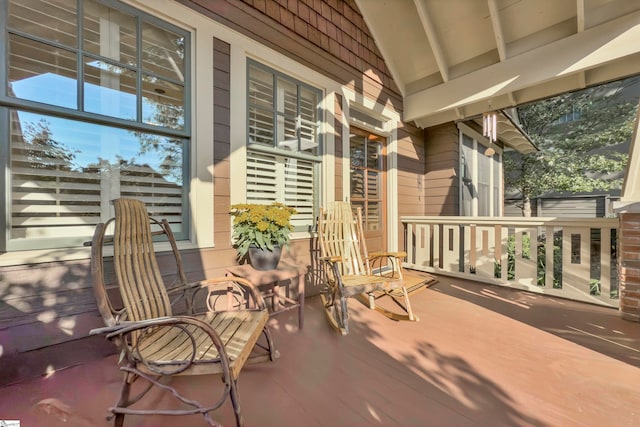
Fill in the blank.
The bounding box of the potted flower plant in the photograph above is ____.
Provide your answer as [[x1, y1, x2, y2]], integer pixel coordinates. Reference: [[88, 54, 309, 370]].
[[229, 202, 297, 270]]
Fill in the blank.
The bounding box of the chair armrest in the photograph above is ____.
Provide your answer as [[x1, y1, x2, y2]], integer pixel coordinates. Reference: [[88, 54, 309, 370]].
[[91, 316, 232, 376], [90, 317, 174, 338], [368, 251, 407, 260], [167, 281, 201, 296], [319, 255, 344, 263], [199, 276, 268, 311]]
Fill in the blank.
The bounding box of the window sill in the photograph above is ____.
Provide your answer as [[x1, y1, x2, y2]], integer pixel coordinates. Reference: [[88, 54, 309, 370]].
[[0, 241, 203, 268]]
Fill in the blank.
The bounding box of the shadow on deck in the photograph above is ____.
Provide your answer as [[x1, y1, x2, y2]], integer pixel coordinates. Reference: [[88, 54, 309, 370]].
[[1, 274, 639, 426]]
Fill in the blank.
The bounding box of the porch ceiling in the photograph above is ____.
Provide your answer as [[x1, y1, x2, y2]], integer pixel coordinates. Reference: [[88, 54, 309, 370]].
[[355, 0, 640, 128]]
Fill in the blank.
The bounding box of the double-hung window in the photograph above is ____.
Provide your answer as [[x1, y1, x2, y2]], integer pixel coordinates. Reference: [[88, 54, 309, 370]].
[[1, 0, 190, 251], [246, 60, 322, 230]]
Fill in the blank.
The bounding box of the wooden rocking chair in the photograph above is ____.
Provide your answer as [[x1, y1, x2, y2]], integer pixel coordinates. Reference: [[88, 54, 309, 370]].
[[317, 201, 420, 335], [89, 198, 276, 427]]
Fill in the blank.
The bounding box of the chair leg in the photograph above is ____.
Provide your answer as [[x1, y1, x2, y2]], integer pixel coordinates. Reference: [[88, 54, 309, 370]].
[[229, 378, 244, 427], [263, 327, 279, 361], [113, 372, 134, 427], [400, 286, 415, 321], [339, 295, 349, 335], [320, 285, 349, 335]]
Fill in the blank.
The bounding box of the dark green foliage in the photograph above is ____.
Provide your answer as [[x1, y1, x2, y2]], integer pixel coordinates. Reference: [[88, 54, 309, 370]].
[[505, 76, 640, 215]]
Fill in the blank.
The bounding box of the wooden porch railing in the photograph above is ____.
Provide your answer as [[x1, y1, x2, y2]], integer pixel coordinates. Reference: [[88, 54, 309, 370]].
[[402, 216, 620, 308]]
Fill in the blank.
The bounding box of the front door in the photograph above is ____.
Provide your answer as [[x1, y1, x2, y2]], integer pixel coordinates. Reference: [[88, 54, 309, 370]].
[[349, 127, 386, 253]]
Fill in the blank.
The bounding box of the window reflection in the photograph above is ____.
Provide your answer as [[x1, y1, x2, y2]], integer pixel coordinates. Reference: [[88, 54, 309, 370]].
[[6, 0, 186, 130], [8, 35, 78, 109], [83, 58, 137, 119], [8, 0, 77, 47], [83, 0, 137, 64], [10, 110, 184, 240]]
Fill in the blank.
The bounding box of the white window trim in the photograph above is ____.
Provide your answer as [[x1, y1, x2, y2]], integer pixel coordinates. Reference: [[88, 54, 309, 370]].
[[229, 47, 343, 240], [0, 0, 210, 266], [341, 90, 401, 251]]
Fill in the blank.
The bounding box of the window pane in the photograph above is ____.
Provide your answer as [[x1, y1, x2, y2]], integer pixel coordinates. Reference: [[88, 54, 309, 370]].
[[246, 151, 314, 230], [246, 151, 278, 203], [276, 114, 297, 150], [367, 139, 381, 169], [300, 87, 319, 154], [9, 0, 77, 48], [350, 135, 365, 168], [248, 66, 274, 109], [248, 66, 274, 146], [9, 110, 184, 243], [83, 57, 136, 119], [248, 106, 274, 146], [367, 170, 380, 199], [284, 158, 314, 228], [477, 150, 491, 216], [142, 21, 185, 82], [276, 77, 298, 151], [367, 202, 381, 231], [142, 77, 185, 130], [350, 168, 365, 198], [83, 0, 136, 65], [8, 35, 77, 109]]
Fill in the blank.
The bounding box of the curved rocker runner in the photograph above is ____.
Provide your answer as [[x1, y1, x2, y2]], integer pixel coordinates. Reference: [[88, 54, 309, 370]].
[[317, 201, 427, 335]]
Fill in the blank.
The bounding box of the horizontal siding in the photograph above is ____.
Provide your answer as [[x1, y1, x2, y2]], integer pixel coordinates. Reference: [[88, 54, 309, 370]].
[[425, 123, 459, 216], [396, 123, 426, 250], [506, 197, 606, 217], [540, 198, 602, 218]]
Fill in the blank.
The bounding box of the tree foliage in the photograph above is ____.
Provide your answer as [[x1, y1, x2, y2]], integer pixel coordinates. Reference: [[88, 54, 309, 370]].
[[504, 76, 640, 215], [23, 119, 78, 170]]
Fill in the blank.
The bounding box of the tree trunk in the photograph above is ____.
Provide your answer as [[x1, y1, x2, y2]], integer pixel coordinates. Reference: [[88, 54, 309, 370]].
[[522, 195, 532, 217]]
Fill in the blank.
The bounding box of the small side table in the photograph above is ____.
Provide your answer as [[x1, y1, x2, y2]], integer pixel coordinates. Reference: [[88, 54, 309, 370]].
[[225, 261, 306, 329]]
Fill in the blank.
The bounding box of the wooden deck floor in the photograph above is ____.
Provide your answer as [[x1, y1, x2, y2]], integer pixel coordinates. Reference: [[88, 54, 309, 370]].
[[2, 274, 640, 426]]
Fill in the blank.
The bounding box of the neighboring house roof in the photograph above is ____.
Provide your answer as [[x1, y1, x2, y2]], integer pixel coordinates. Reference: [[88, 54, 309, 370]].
[[355, 0, 640, 128]]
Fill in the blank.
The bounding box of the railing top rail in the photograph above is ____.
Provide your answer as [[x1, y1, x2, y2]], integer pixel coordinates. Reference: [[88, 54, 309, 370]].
[[400, 216, 620, 228]]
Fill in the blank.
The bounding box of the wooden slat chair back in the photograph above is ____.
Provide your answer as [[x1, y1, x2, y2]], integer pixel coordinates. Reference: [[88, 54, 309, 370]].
[[90, 198, 276, 427], [113, 198, 172, 323], [318, 201, 417, 335], [320, 201, 369, 277]]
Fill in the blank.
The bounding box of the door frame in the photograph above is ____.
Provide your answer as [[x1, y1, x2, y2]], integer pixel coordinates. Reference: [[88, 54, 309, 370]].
[[340, 95, 400, 252]]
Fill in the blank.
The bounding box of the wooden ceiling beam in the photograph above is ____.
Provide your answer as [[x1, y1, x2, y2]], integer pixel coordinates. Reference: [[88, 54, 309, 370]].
[[413, 0, 449, 82], [404, 10, 640, 123]]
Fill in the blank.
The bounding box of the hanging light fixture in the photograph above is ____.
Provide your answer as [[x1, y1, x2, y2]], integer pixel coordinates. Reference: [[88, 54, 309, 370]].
[[482, 111, 497, 156]]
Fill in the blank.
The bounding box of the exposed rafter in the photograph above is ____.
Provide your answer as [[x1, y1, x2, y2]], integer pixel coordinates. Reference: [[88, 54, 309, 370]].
[[576, 0, 586, 87], [413, 0, 449, 82], [488, 0, 506, 61], [487, 0, 516, 111], [404, 10, 640, 123], [577, 0, 585, 31]]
